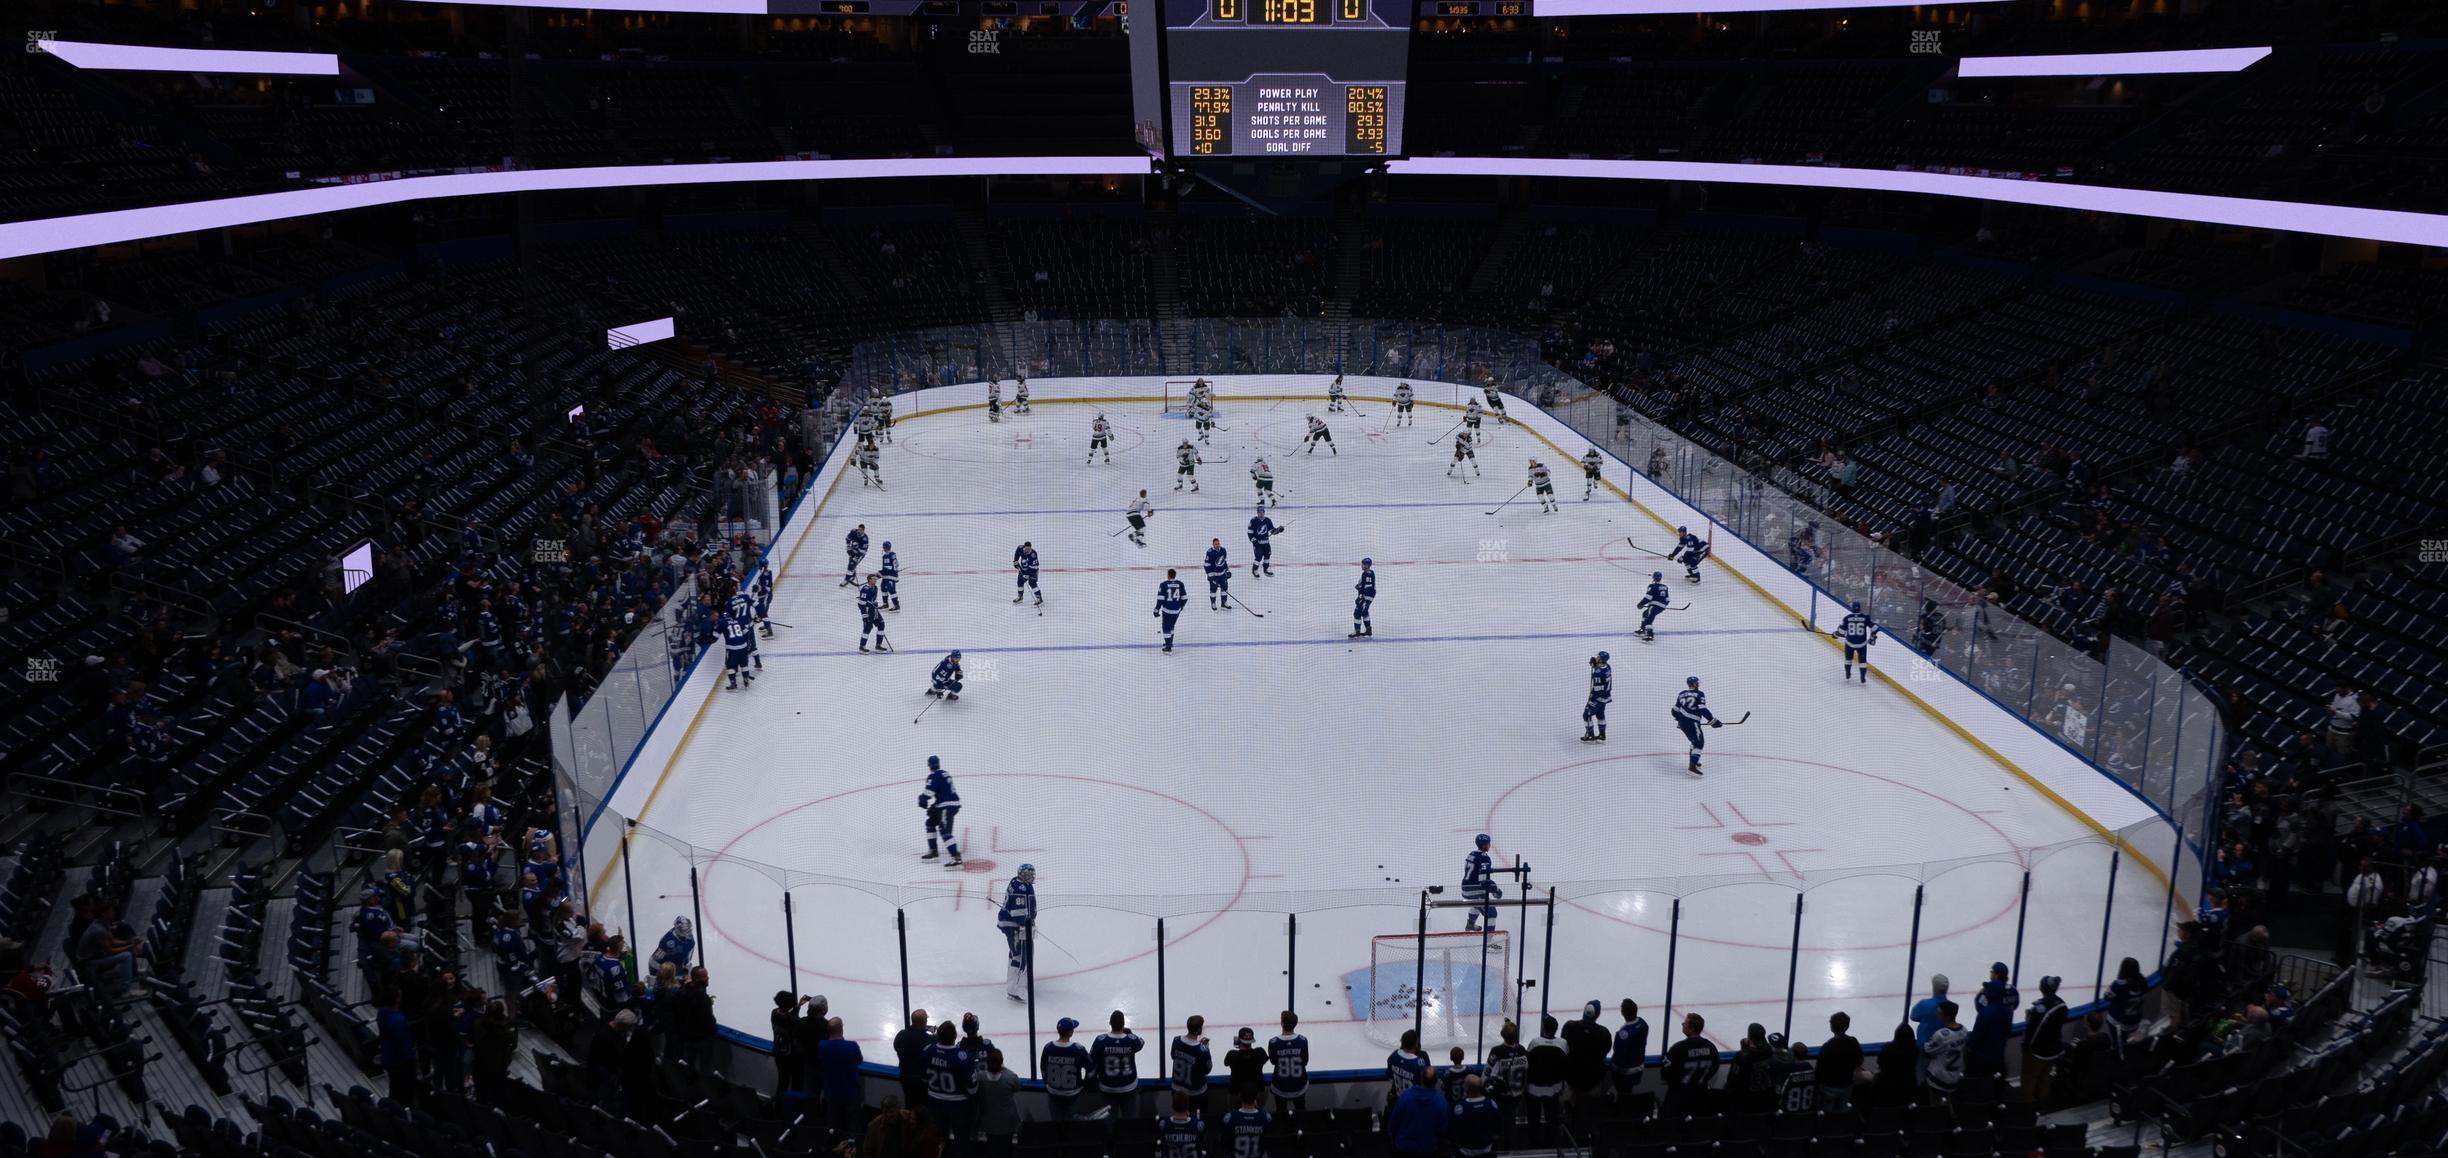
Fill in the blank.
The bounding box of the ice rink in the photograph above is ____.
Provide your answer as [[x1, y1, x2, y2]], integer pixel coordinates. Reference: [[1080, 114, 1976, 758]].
[[589, 376, 2178, 1076]]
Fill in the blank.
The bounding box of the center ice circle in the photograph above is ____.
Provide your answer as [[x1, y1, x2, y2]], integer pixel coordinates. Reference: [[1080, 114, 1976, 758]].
[[697, 771, 1254, 989]]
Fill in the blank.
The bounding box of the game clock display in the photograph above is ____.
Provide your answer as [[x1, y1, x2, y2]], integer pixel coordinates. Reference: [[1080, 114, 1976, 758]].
[[1163, 0, 1410, 156]]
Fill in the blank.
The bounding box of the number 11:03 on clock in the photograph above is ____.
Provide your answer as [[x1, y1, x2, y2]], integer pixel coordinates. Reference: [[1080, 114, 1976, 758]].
[[1345, 85, 1388, 154]]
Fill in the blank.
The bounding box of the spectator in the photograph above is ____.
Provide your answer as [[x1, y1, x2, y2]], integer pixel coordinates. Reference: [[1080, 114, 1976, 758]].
[[670, 965, 718, 1071], [1909, 974, 1949, 1054], [1921, 1002, 1966, 1104], [376, 987, 421, 1107], [772, 991, 809, 1098], [1727, 1023, 1774, 1112], [1661, 1013, 1717, 1120], [1772, 1037, 1815, 1113], [1561, 1000, 1610, 1109], [922, 1021, 975, 1157], [976, 1048, 1021, 1158], [1268, 1011, 1311, 1116], [1450, 1074, 1502, 1158], [1040, 1017, 1088, 1123], [1967, 962, 2017, 1086], [1524, 1016, 1567, 1142], [861, 1095, 918, 1158], [1223, 1026, 1266, 1105], [1091, 1010, 1147, 1120], [1388, 1062, 1450, 1158], [2023, 976, 2069, 1108], [72, 904, 144, 1000], [2345, 858, 2387, 963], [894, 1008, 933, 1115], [1816, 1011, 1862, 1111], [1866, 1024, 1918, 1108], [470, 997, 516, 1104], [1171, 1014, 1214, 1113], [816, 1016, 863, 1137], [1608, 998, 1649, 1102], [1158, 1095, 1202, 1158], [2106, 958, 2147, 1052]]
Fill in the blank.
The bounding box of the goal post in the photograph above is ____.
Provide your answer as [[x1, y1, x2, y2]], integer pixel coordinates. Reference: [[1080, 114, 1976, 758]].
[[1162, 379, 1206, 417], [1359, 930, 1513, 1053]]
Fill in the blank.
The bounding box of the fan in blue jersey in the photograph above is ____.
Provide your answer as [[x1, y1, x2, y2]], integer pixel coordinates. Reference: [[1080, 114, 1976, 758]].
[[1387, 1029, 1432, 1097], [1221, 1090, 1273, 1158], [878, 544, 901, 613], [752, 569, 776, 634], [1204, 539, 1235, 611], [1247, 507, 1283, 578], [1091, 1011, 1147, 1119], [1156, 570, 1189, 654], [923, 1022, 977, 1146], [919, 756, 964, 868], [1673, 526, 1709, 582], [1012, 542, 1043, 607], [857, 576, 891, 654], [1349, 558, 1376, 639], [1462, 834, 1502, 932], [1913, 596, 1947, 654], [929, 651, 964, 702], [1581, 652, 1613, 744], [1158, 1099, 1204, 1158], [1041, 1019, 1091, 1121], [1833, 600, 1878, 684], [1267, 1012, 1312, 1115], [998, 864, 1036, 1003], [1450, 1075, 1503, 1158], [1636, 572, 1673, 642], [721, 613, 758, 690], [1673, 676, 1722, 776], [842, 524, 870, 587]]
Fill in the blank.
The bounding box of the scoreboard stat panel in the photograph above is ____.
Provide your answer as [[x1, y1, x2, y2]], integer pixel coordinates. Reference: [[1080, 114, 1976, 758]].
[[1161, 0, 1410, 157], [1175, 77, 1400, 155]]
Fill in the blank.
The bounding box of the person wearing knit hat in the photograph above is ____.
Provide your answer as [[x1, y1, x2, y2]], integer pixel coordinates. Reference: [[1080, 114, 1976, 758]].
[[2023, 975, 2069, 1109], [1910, 974, 1950, 1064]]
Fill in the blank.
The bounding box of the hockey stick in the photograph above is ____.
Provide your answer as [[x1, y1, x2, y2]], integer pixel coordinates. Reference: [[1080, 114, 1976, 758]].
[[1718, 712, 1753, 726], [1428, 418, 1467, 445], [1231, 593, 1266, 618], [912, 694, 942, 725], [762, 620, 796, 629], [1484, 484, 1532, 517], [1625, 537, 1674, 558]]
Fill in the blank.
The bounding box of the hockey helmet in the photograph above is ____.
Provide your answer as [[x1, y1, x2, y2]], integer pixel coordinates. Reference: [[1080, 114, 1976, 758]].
[[1362, 557, 1373, 566], [950, 650, 962, 659], [927, 756, 941, 768], [1257, 504, 1267, 514], [1018, 864, 1036, 880], [1850, 600, 1863, 613], [1677, 525, 1688, 534], [1685, 676, 1701, 688], [1475, 834, 1491, 849], [1597, 651, 1610, 662], [1652, 571, 1663, 581], [883, 541, 892, 549]]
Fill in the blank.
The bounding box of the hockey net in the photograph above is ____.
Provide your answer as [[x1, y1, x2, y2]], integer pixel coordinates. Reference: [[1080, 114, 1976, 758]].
[[1359, 930, 1512, 1052], [1162, 379, 1205, 417]]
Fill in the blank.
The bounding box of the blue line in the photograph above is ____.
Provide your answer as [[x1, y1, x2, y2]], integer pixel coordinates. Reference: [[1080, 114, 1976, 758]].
[[765, 624, 1799, 661]]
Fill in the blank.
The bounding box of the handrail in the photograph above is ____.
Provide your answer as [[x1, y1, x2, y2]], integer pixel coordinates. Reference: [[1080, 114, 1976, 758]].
[[2, 772, 147, 818], [210, 809, 276, 840], [233, 1033, 319, 1078], [253, 612, 444, 679], [60, 1051, 161, 1095]]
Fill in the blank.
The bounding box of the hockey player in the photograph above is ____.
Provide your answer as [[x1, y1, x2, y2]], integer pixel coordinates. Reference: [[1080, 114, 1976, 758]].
[[1349, 558, 1376, 639], [855, 437, 883, 488], [1251, 459, 1278, 506], [857, 575, 891, 653], [1175, 440, 1202, 492], [1204, 538, 1235, 611], [1327, 376, 1348, 412], [877, 399, 895, 444], [1156, 569, 1189, 653], [752, 568, 775, 635], [1913, 597, 1947, 654], [1462, 833, 1502, 931], [1636, 571, 1672, 642], [879, 542, 902, 612], [1673, 525, 1709, 582], [1483, 384, 1509, 426], [1393, 382, 1415, 425], [1188, 377, 1213, 411], [1580, 448, 1603, 501], [1247, 506, 1283, 578], [987, 379, 1003, 424], [1463, 399, 1484, 439], [1303, 415, 1335, 456], [998, 864, 1036, 1002], [1126, 491, 1154, 547], [1013, 542, 1043, 607], [920, 755, 964, 867], [1529, 459, 1557, 513], [929, 650, 964, 701], [1193, 396, 1219, 444], [721, 610, 758, 690], [1673, 676, 1722, 776], [1088, 413, 1114, 464], [842, 523, 870, 587], [1448, 429, 1479, 479], [1581, 652, 1613, 743], [1013, 377, 1031, 414], [1833, 600, 1877, 684], [855, 408, 879, 446]]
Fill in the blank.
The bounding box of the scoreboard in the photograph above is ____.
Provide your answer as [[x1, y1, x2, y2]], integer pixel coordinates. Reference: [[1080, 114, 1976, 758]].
[[1158, 0, 1411, 157]]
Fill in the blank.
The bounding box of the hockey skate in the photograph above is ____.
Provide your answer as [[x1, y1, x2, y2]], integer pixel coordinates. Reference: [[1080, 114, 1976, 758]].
[[1014, 593, 1026, 604], [1034, 593, 1044, 607], [921, 849, 940, 861], [945, 856, 964, 870]]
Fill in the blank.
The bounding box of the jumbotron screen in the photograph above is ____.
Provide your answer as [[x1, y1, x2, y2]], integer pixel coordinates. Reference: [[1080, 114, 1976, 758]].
[[1162, 0, 1410, 157]]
